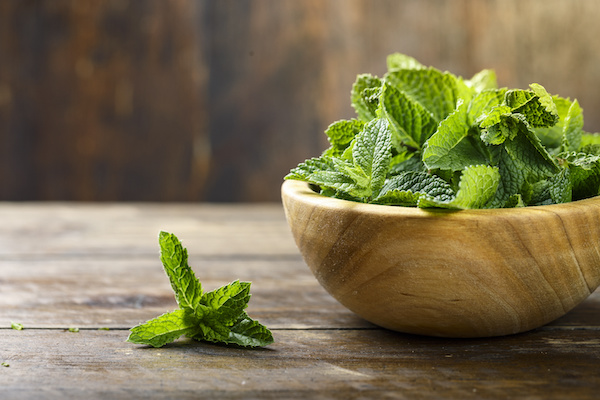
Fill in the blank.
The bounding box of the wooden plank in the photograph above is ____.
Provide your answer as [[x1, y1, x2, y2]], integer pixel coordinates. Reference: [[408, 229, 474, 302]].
[[0, 203, 299, 256], [0, 329, 599, 399], [1, 202, 599, 398], [0, 257, 370, 330], [0, 202, 598, 331], [2, 255, 599, 330]]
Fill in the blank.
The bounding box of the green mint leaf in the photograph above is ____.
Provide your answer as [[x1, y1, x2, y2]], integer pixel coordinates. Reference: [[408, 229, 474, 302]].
[[419, 165, 500, 209], [503, 194, 526, 208], [352, 118, 393, 197], [581, 133, 600, 148], [307, 168, 367, 199], [323, 119, 365, 157], [159, 231, 203, 311], [227, 313, 275, 347], [285, 156, 336, 182], [11, 322, 24, 330], [561, 99, 584, 152], [482, 85, 559, 147], [488, 120, 559, 207], [423, 101, 489, 170], [375, 171, 454, 206], [548, 168, 572, 204], [389, 150, 425, 175], [351, 74, 382, 122], [478, 105, 515, 145], [307, 119, 393, 200], [503, 119, 560, 179], [194, 317, 231, 343], [468, 89, 507, 126], [381, 82, 436, 149], [529, 83, 559, 124], [192, 312, 274, 348], [534, 96, 574, 150], [127, 309, 197, 348], [452, 165, 501, 209], [200, 280, 251, 326], [564, 151, 600, 200], [129, 232, 273, 348], [385, 68, 459, 123], [504, 84, 558, 128], [465, 69, 498, 93], [387, 53, 425, 71], [529, 168, 572, 205]]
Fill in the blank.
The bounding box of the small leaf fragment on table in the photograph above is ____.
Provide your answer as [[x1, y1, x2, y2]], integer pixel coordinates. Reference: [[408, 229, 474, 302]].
[[10, 322, 24, 331]]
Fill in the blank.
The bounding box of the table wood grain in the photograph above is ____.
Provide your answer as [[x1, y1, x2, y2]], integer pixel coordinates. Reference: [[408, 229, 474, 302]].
[[1, 203, 599, 399]]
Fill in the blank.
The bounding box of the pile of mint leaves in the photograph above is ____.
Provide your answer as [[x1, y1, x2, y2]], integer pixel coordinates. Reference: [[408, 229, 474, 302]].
[[127, 231, 273, 348], [286, 53, 600, 209]]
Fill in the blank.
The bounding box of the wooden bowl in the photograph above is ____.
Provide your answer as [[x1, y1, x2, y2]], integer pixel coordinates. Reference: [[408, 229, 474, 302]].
[[281, 179, 600, 337]]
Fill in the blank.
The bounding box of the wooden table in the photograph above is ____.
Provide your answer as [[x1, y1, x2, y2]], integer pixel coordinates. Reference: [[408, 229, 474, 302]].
[[1, 203, 599, 399]]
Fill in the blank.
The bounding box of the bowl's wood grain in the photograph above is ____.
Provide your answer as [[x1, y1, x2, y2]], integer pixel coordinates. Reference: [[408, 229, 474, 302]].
[[281, 180, 600, 337]]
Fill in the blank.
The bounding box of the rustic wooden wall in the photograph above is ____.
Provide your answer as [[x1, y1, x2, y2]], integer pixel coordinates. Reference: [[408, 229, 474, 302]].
[[1, 0, 600, 202]]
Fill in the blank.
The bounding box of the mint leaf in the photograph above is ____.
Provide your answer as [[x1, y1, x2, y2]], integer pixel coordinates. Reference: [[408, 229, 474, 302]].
[[504, 194, 526, 208], [128, 309, 197, 348], [351, 74, 382, 122], [375, 171, 455, 206], [581, 133, 600, 148], [387, 53, 425, 71], [423, 101, 489, 170], [352, 118, 393, 197], [480, 85, 559, 147], [564, 151, 600, 200], [419, 165, 500, 209], [534, 96, 574, 150], [128, 232, 273, 348], [200, 280, 251, 326], [478, 105, 515, 145], [159, 231, 203, 311], [385, 68, 459, 123], [11, 322, 24, 330], [285, 156, 336, 181], [381, 82, 436, 149], [465, 69, 497, 93], [468, 89, 506, 125], [323, 119, 364, 157], [529, 168, 572, 205], [548, 168, 572, 204], [389, 150, 425, 175], [307, 168, 366, 199], [487, 120, 559, 207], [304, 119, 393, 200], [190, 312, 274, 348], [504, 84, 558, 128], [227, 313, 274, 347], [561, 99, 584, 152]]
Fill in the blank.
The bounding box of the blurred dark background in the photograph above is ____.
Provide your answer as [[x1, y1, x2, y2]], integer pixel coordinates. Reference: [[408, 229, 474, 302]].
[[1, 0, 599, 202]]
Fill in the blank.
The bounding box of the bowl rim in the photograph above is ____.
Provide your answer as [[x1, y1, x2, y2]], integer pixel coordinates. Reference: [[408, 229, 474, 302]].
[[281, 179, 600, 219]]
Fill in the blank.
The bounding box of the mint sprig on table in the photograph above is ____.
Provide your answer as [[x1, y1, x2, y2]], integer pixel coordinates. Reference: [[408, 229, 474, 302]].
[[127, 231, 274, 348], [286, 53, 600, 209]]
